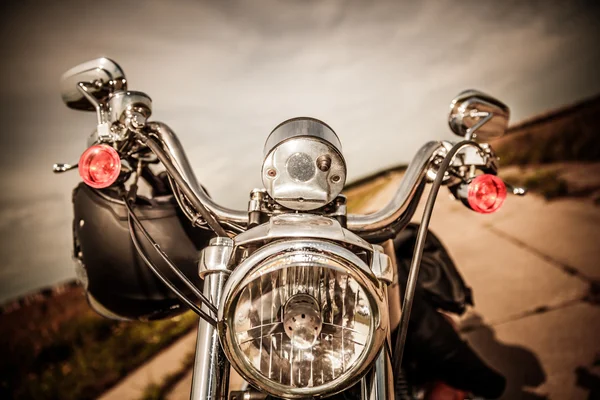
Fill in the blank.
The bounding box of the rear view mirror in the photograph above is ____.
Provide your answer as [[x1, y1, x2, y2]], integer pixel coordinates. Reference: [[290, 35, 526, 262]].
[[60, 58, 127, 111], [448, 90, 510, 141]]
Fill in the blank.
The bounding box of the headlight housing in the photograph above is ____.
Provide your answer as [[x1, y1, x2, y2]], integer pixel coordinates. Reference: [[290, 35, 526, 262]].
[[219, 239, 388, 399]]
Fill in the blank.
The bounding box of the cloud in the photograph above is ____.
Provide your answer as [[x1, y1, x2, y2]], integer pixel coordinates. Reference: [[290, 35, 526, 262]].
[[0, 0, 599, 298], [0, 196, 74, 302]]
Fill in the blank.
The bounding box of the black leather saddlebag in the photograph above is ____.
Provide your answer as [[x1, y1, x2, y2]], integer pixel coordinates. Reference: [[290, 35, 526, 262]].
[[393, 223, 473, 315], [72, 183, 213, 320]]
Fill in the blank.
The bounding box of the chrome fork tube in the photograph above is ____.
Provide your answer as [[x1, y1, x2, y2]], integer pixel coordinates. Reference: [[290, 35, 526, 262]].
[[190, 271, 230, 400], [361, 349, 394, 400], [360, 239, 397, 400]]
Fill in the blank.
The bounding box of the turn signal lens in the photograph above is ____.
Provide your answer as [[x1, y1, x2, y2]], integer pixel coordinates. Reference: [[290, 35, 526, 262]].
[[78, 144, 121, 188], [467, 174, 507, 214]]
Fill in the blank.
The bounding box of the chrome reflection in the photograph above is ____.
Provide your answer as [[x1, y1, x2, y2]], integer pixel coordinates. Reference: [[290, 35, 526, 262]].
[[235, 264, 371, 388], [219, 239, 388, 399]]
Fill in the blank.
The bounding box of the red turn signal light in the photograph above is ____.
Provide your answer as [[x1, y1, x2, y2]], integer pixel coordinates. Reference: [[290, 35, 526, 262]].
[[467, 174, 507, 214], [78, 144, 121, 189]]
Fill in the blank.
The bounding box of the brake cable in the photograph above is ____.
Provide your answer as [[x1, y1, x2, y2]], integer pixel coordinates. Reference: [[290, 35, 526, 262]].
[[142, 136, 229, 237], [123, 185, 218, 325], [393, 140, 481, 370], [126, 211, 217, 325]]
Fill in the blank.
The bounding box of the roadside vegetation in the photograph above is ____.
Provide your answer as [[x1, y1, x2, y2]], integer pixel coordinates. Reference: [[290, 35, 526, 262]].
[[345, 176, 394, 213], [501, 169, 569, 200], [493, 94, 600, 202], [0, 286, 197, 400], [140, 351, 195, 400], [344, 166, 407, 213], [500, 163, 600, 203], [493, 94, 600, 166]]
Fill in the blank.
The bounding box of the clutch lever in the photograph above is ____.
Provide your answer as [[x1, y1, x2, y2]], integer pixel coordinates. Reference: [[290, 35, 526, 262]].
[[52, 163, 78, 173]]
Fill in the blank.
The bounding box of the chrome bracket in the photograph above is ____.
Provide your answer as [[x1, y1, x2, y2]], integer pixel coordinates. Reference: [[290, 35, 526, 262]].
[[229, 389, 268, 400], [199, 237, 234, 278], [371, 244, 393, 284]]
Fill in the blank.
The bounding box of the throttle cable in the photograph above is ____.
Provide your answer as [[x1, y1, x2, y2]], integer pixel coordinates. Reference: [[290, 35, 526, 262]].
[[143, 136, 229, 237], [124, 197, 218, 326], [393, 140, 483, 370]]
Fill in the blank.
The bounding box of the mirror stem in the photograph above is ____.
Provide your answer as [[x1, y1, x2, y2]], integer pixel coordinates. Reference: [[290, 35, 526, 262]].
[[77, 82, 111, 141], [465, 111, 493, 140]]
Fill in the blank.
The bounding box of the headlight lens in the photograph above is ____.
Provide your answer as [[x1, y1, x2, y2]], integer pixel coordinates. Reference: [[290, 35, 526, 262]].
[[219, 240, 387, 398]]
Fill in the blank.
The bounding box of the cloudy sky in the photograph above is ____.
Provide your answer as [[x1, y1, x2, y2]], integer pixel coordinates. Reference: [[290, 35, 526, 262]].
[[1, 0, 599, 302]]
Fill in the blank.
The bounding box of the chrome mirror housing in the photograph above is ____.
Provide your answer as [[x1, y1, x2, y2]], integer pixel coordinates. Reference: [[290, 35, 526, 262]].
[[107, 91, 152, 130], [448, 90, 510, 141], [60, 58, 127, 111]]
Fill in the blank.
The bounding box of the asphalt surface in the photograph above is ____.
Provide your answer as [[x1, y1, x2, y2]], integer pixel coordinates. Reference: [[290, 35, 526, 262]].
[[364, 173, 600, 399]]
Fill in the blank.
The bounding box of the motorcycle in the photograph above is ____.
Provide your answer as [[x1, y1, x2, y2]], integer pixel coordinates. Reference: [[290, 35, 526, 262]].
[[54, 58, 525, 400]]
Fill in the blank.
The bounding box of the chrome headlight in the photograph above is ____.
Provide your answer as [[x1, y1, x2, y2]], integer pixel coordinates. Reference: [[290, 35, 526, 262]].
[[218, 239, 388, 399]]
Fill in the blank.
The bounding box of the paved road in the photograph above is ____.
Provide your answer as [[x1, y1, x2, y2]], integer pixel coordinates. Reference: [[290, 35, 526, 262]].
[[363, 172, 600, 399], [99, 330, 198, 400], [112, 173, 600, 399]]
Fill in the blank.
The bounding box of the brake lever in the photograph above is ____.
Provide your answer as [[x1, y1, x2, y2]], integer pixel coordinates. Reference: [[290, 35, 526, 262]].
[[52, 163, 78, 173], [505, 182, 527, 196]]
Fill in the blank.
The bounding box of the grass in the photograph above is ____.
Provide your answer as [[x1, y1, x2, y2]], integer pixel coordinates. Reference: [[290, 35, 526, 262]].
[[345, 174, 397, 213], [493, 94, 600, 166], [502, 169, 569, 200], [0, 286, 198, 400], [491, 95, 600, 201]]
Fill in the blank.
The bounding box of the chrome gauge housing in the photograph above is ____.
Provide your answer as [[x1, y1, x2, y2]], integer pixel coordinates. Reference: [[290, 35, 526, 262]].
[[218, 239, 389, 399], [262, 118, 347, 211]]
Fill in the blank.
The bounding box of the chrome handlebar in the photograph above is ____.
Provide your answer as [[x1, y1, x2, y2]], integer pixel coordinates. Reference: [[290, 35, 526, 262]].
[[148, 122, 250, 226], [346, 141, 443, 240], [57, 59, 509, 240], [147, 122, 454, 241]]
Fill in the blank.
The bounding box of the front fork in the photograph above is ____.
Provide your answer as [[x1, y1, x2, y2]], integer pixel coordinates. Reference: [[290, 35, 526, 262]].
[[190, 269, 229, 400], [191, 237, 233, 400], [377, 239, 401, 400], [361, 349, 395, 400], [190, 238, 398, 400]]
